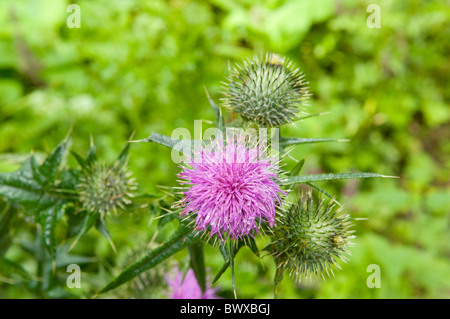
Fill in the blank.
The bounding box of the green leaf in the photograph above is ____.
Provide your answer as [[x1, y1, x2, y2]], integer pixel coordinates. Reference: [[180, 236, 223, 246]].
[[211, 260, 230, 285], [279, 137, 349, 147], [69, 210, 99, 251], [286, 159, 305, 192], [131, 132, 194, 156], [212, 240, 250, 285], [99, 222, 199, 294], [86, 142, 97, 166], [296, 112, 330, 121], [70, 151, 87, 169], [188, 242, 206, 293], [0, 140, 76, 258], [0, 202, 14, 253], [156, 208, 177, 229], [0, 256, 32, 283], [38, 139, 70, 185], [290, 159, 305, 176], [305, 182, 335, 201], [204, 86, 224, 131], [0, 139, 74, 210], [283, 172, 396, 185], [117, 142, 130, 168], [65, 205, 85, 238], [133, 132, 179, 148], [57, 168, 81, 191], [40, 243, 96, 295], [37, 202, 65, 258], [95, 217, 117, 253], [244, 236, 260, 258], [0, 157, 51, 208]]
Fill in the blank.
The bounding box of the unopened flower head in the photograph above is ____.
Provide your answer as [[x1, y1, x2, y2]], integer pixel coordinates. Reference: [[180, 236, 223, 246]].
[[178, 135, 285, 241], [77, 162, 136, 216], [222, 52, 310, 127], [267, 193, 354, 281]]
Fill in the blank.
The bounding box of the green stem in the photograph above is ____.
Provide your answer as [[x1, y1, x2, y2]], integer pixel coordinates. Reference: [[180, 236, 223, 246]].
[[274, 267, 284, 299], [229, 241, 237, 299]]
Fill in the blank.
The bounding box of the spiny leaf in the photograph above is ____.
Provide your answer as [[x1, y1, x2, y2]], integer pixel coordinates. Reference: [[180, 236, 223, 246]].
[[286, 159, 305, 192], [131, 132, 193, 156], [117, 142, 130, 168], [37, 202, 65, 259], [95, 218, 117, 253], [245, 237, 260, 258], [132, 132, 179, 148], [0, 140, 76, 258], [0, 139, 74, 210], [0, 256, 32, 283], [0, 157, 50, 208], [86, 141, 97, 166], [38, 139, 70, 185], [279, 137, 349, 147], [0, 202, 14, 253], [283, 172, 397, 185], [54, 247, 96, 268], [306, 181, 331, 196], [296, 112, 330, 121], [70, 151, 87, 169], [290, 159, 305, 176], [212, 239, 251, 285], [99, 223, 200, 294], [188, 242, 206, 293], [204, 86, 224, 131], [69, 210, 99, 251]]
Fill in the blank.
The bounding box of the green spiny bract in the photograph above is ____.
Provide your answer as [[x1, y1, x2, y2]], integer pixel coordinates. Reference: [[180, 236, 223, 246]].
[[267, 194, 354, 281], [77, 162, 136, 217], [222, 53, 310, 127]]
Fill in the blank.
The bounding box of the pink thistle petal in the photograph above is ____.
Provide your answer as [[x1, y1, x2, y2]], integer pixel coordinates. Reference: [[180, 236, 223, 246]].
[[166, 268, 202, 299], [166, 268, 220, 299], [178, 137, 284, 240]]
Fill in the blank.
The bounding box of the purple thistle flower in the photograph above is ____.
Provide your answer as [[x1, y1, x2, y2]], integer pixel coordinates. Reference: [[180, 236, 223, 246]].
[[178, 136, 284, 240], [166, 268, 220, 299]]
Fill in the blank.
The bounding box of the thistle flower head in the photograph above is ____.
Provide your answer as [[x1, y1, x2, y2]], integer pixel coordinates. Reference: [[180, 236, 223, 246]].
[[178, 135, 285, 241], [267, 193, 354, 281], [77, 162, 136, 216], [165, 267, 220, 299], [222, 52, 310, 127]]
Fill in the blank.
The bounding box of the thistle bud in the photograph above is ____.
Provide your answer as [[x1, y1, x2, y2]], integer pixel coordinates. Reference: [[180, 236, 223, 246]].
[[267, 194, 354, 281], [77, 162, 136, 217], [222, 53, 310, 127]]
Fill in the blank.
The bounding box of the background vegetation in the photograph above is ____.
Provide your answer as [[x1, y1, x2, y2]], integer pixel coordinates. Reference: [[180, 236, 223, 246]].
[[0, 0, 449, 298]]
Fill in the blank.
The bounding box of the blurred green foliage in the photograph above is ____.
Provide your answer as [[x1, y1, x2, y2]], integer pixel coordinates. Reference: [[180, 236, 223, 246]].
[[0, 0, 449, 298]]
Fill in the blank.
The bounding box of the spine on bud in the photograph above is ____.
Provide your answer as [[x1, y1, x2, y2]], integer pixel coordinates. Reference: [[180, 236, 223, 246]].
[[267, 193, 355, 281]]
